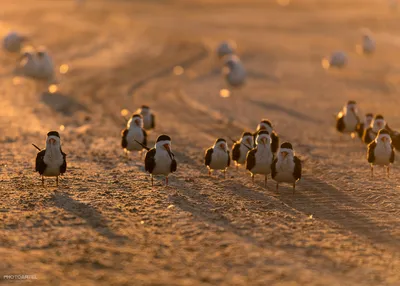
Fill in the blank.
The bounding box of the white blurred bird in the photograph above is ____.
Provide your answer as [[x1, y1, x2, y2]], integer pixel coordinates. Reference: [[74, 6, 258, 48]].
[[216, 41, 236, 59], [3, 32, 27, 53], [223, 55, 246, 87], [35, 47, 55, 82], [360, 34, 376, 54], [137, 105, 155, 131], [323, 51, 347, 69], [17, 50, 38, 78], [367, 129, 395, 178]]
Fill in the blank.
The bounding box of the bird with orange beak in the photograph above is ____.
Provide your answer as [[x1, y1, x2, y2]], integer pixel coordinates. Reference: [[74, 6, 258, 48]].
[[336, 100, 360, 138], [34, 131, 67, 187], [255, 119, 279, 153], [231, 132, 254, 170], [121, 114, 147, 159], [367, 129, 395, 178], [144, 135, 177, 187], [362, 114, 389, 145], [245, 130, 273, 187], [205, 138, 231, 178], [271, 142, 302, 194]]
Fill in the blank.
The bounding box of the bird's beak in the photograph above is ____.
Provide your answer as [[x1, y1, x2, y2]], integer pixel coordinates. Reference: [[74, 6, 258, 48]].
[[219, 143, 226, 151], [259, 126, 266, 130], [48, 138, 56, 145], [377, 122, 382, 128], [135, 119, 140, 126], [261, 138, 267, 145], [163, 144, 173, 160], [381, 137, 387, 142], [281, 151, 288, 158]]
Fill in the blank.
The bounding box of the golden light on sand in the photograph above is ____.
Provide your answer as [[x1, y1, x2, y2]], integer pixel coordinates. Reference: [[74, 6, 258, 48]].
[[277, 0, 290, 6], [140, 220, 145, 224], [167, 204, 175, 209], [321, 58, 330, 70], [309, 214, 313, 219], [220, 89, 231, 98], [59, 125, 65, 131], [12, 76, 22, 85], [120, 109, 129, 116], [48, 84, 58, 94], [59, 64, 69, 74], [173, 65, 184, 75], [355, 44, 363, 55]]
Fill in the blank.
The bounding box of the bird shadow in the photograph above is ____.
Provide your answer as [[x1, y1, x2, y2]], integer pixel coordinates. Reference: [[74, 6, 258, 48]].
[[41, 91, 87, 116], [51, 192, 126, 241], [248, 98, 321, 124]]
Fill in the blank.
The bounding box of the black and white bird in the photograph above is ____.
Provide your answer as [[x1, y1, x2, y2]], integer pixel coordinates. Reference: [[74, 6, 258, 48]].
[[255, 119, 279, 153], [223, 55, 246, 87], [323, 51, 348, 69], [356, 113, 374, 139], [121, 114, 147, 158], [137, 105, 155, 131], [362, 114, 388, 145], [367, 129, 395, 178], [17, 50, 38, 78], [271, 142, 302, 193], [35, 47, 55, 82], [144, 135, 177, 186], [245, 130, 274, 187], [205, 138, 230, 178], [336, 100, 360, 137], [231, 132, 254, 169], [361, 34, 376, 55], [34, 131, 67, 187]]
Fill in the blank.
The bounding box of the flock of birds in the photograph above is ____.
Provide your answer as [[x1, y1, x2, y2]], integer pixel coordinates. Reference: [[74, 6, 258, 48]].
[[2, 4, 399, 192]]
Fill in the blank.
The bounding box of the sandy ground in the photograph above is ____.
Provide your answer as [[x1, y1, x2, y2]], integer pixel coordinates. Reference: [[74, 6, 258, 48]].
[[1, 0, 400, 285]]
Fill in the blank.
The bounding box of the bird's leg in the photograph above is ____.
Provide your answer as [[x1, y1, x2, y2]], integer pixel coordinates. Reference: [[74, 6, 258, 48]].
[[386, 166, 390, 178], [124, 149, 129, 159], [293, 183, 296, 195], [208, 169, 211, 176], [166, 176, 169, 186], [56, 176, 59, 187], [251, 174, 254, 184], [151, 175, 154, 187], [276, 183, 279, 192], [42, 176, 44, 187], [264, 175, 267, 187], [236, 162, 238, 171], [370, 165, 374, 178], [224, 170, 226, 179]]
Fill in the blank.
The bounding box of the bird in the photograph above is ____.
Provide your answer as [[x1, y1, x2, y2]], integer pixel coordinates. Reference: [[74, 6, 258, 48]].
[[231, 132, 254, 169], [205, 138, 230, 178], [362, 114, 388, 145], [33, 131, 67, 187], [223, 55, 246, 87], [336, 100, 360, 137], [121, 114, 147, 158], [216, 41, 235, 58], [3, 31, 27, 53], [137, 105, 155, 131], [144, 134, 177, 186], [361, 34, 376, 54], [271, 142, 302, 194], [245, 130, 274, 187], [17, 50, 39, 78], [367, 129, 395, 178], [323, 51, 347, 69], [356, 113, 374, 139], [255, 119, 280, 153], [35, 47, 55, 82]]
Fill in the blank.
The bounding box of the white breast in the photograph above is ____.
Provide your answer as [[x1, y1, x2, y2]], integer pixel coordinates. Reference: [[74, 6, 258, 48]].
[[36, 57, 54, 80], [209, 149, 229, 170], [126, 128, 144, 151], [237, 144, 249, 164], [274, 157, 296, 183], [373, 143, 392, 166], [153, 150, 173, 175], [250, 147, 273, 175], [43, 147, 64, 176], [343, 113, 358, 132]]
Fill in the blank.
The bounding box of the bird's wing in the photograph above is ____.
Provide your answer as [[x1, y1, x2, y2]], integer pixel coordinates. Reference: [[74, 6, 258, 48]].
[[391, 133, 400, 152], [35, 150, 47, 174], [367, 141, 376, 163], [142, 128, 148, 147], [390, 146, 395, 164], [151, 114, 155, 129], [271, 157, 278, 178], [227, 150, 231, 167], [171, 158, 177, 173], [336, 116, 345, 132], [121, 129, 128, 148], [232, 142, 241, 161], [363, 127, 373, 144], [144, 148, 156, 173], [205, 148, 213, 166], [356, 123, 364, 138], [271, 131, 280, 153], [245, 148, 257, 171], [60, 148, 67, 174], [293, 156, 302, 180]]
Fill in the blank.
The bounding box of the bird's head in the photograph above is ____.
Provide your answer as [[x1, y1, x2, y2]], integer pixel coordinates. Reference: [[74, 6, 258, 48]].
[[257, 119, 273, 133], [372, 115, 386, 131], [128, 114, 143, 128], [214, 138, 228, 152], [156, 135, 173, 159], [140, 105, 150, 116], [346, 100, 357, 113], [376, 129, 391, 144], [46, 131, 61, 148], [241, 132, 254, 147], [365, 113, 374, 126], [255, 130, 270, 146], [279, 142, 294, 160]]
